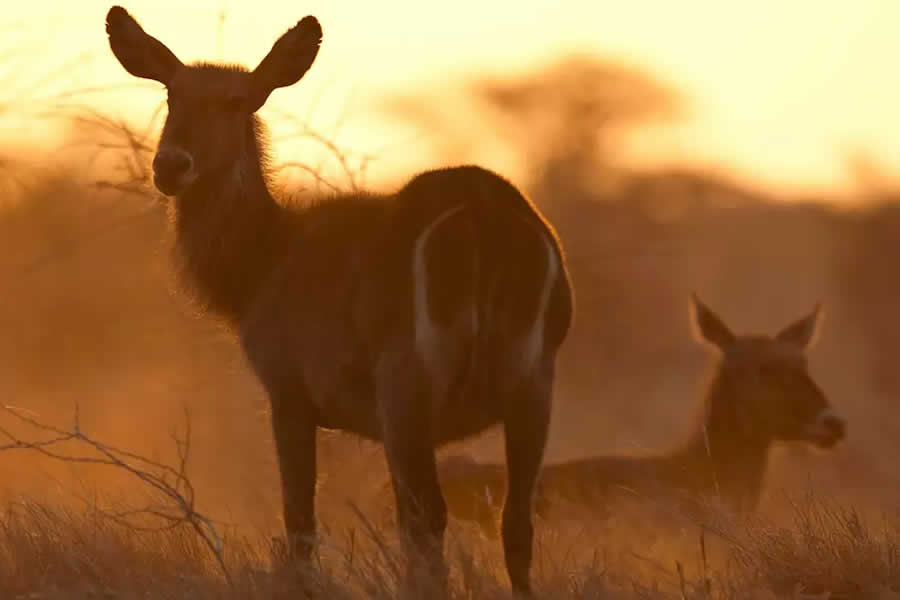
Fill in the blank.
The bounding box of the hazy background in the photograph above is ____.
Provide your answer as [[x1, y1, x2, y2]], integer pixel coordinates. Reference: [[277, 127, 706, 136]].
[[2, 1, 900, 537]]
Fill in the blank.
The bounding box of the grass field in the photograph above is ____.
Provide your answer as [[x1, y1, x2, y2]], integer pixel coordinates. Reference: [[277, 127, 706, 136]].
[[3, 53, 900, 600], [2, 489, 900, 598]]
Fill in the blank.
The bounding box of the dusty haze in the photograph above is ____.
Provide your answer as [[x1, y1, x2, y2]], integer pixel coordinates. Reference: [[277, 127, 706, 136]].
[[3, 1, 900, 195], [1, 1, 900, 573]]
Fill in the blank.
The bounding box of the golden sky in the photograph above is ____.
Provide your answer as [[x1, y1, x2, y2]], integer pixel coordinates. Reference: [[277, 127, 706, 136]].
[[4, 0, 900, 196]]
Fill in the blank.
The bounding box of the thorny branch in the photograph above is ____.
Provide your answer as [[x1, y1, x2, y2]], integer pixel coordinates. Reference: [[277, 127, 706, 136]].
[[0, 404, 233, 584], [9, 102, 371, 280], [268, 106, 377, 193]]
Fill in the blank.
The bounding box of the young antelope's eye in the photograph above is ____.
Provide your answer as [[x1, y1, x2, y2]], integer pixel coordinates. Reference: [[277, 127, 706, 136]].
[[759, 365, 780, 379], [222, 94, 247, 111]]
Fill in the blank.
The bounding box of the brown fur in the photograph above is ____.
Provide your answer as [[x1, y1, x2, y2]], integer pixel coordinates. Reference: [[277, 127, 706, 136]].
[[415, 296, 845, 538], [104, 6, 573, 595]]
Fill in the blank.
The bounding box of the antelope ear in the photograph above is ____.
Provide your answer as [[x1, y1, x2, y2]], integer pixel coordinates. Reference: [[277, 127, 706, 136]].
[[106, 6, 183, 85], [690, 293, 736, 351], [776, 304, 823, 350], [248, 15, 323, 112]]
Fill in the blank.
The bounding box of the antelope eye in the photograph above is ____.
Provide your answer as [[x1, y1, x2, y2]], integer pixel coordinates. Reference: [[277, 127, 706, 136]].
[[223, 94, 247, 111], [759, 365, 779, 378]]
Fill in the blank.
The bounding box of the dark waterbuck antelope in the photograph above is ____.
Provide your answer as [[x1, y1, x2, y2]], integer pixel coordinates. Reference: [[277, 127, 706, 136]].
[[412, 296, 845, 537], [105, 6, 573, 594]]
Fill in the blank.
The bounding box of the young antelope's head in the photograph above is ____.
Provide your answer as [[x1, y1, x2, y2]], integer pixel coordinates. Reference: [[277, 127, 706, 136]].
[[105, 6, 322, 196], [691, 294, 846, 449]]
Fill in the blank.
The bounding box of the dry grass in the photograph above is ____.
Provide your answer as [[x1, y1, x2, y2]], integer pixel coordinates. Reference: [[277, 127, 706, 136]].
[[1, 491, 899, 599], [0, 407, 893, 600]]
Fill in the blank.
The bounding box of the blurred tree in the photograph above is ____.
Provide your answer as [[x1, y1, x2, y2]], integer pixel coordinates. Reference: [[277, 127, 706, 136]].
[[472, 55, 680, 196]]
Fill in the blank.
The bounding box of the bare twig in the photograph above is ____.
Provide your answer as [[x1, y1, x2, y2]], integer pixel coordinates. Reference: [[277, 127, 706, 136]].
[[268, 107, 377, 193], [0, 404, 232, 584], [274, 161, 343, 195]]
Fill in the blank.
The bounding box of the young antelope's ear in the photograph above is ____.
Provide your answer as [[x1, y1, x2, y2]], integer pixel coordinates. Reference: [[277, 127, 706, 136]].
[[776, 303, 823, 350], [249, 16, 323, 112], [690, 293, 736, 351], [106, 6, 183, 85]]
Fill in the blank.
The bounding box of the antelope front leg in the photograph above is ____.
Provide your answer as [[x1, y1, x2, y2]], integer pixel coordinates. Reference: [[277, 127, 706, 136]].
[[269, 396, 318, 564], [502, 362, 553, 597], [376, 348, 448, 591]]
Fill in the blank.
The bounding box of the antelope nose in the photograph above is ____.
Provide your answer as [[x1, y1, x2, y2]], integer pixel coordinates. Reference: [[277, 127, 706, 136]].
[[152, 148, 192, 179]]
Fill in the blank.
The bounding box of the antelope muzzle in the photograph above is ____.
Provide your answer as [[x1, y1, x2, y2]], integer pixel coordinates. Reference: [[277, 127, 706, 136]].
[[152, 146, 196, 196]]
